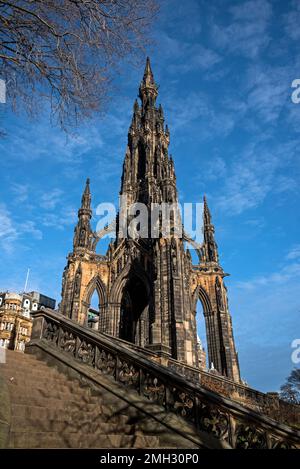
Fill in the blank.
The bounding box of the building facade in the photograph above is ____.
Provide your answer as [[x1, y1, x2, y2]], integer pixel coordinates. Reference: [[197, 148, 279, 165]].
[[0, 291, 56, 351], [60, 59, 241, 382]]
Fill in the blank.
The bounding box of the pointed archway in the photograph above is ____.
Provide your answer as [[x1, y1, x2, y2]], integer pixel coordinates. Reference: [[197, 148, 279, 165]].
[[82, 276, 107, 330], [119, 274, 149, 346]]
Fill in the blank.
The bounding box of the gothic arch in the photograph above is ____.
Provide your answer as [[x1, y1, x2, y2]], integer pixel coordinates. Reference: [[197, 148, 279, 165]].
[[108, 259, 152, 346], [192, 285, 213, 315], [192, 284, 221, 371], [83, 275, 107, 307], [109, 259, 151, 305]]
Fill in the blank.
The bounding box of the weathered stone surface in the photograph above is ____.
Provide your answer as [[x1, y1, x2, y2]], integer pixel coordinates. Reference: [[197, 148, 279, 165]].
[[26, 310, 300, 449], [0, 372, 10, 448], [1, 348, 210, 448]]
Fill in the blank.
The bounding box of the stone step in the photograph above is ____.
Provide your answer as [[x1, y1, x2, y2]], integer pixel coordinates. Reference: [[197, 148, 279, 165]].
[[5, 350, 41, 361], [7, 382, 91, 401], [1, 365, 66, 380], [2, 351, 187, 449], [10, 414, 134, 434], [9, 431, 160, 449], [7, 379, 90, 395], [2, 372, 86, 391], [9, 392, 107, 407], [11, 403, 129, 424], [4, 353, 54, 365]]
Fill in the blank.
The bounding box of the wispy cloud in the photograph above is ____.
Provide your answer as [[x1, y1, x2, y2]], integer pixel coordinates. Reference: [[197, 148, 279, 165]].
[[165, 91, 235, 139], [235, 261, 300, 290], [283, 0, 300, 41], [11, 183, 29, 203], [0, 204, 18, 253], [211, 0, 272, 59], [40, 189, 64, 210], [41, 206, 77, 230], [286, 245, 300, 261], [214, 139, 298, 215], [0, 204, 42, 253]]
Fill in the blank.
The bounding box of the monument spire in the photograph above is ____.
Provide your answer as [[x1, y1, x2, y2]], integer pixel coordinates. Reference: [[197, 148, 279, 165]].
[[202, 195, 219, 264], [73, 179, 93, 250], [80, 178, 91, 211], [139, 57, 158, 109]]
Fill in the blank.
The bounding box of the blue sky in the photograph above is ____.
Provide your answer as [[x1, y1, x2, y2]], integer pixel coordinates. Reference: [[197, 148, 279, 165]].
[[0, 0, 299, 392]]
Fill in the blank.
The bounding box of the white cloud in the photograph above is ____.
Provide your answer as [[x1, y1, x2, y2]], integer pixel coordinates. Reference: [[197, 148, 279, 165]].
[[286, 245, 300, 261], [211, 0, 272, 59], [283, 1, 300, 41], [40, 189, 64, 210], [165, 91, 235, 139], [157, 32, 221, 74], [11, 183, 29, 203], [214, 139, 298, 215], [200, 156, 227, 181], [20, 221, 43, 240], [0, 204, 18, 253], [41, 207, 77, 230], [245, 65, 290, 124], [235, 261, 300, 291], [0, 204, 42, 253]]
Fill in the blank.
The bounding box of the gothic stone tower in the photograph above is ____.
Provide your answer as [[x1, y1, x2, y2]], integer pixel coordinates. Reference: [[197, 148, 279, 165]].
[[60, 58, 241, 383]]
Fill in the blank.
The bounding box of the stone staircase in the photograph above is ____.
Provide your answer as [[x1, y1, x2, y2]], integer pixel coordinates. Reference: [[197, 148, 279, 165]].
[[0, 350, 170, 448], [2, 308, 299, 449]]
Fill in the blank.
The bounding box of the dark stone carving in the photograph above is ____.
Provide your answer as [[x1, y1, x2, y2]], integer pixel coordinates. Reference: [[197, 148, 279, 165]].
[[79, 227, 86, 247], [215, 276, 224, 311], [235, 424, 268, 449], [59, 330, 76, 354], [118, 360, 139, 388], [143, 374, 165, 405], [77, 340, 95, 365], [198, 404, 229, 439], [96, 349, 116, 376], [74, 267, 81, 297], [172, 389, 194, 419], [43, 321, 59, 344]]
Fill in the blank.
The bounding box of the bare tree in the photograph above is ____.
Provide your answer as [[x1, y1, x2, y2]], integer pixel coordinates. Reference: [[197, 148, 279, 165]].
[[280, 369, 300, 405], [0, 0, 158, 130]]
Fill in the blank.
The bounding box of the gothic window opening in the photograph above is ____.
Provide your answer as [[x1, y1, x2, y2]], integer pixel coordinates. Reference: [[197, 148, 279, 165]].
[[196, 299, 208, 370], [137, 143, 146, 181], [88, 289, 101, 331], [119, 275, 149, 347]]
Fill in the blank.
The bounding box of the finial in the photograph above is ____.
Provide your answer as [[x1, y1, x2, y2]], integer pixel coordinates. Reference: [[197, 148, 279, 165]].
[[81, 177, 91, 210], [139, 57, 158, 106], [144, 57, 153, 81], [133, 99, 139, 112]]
